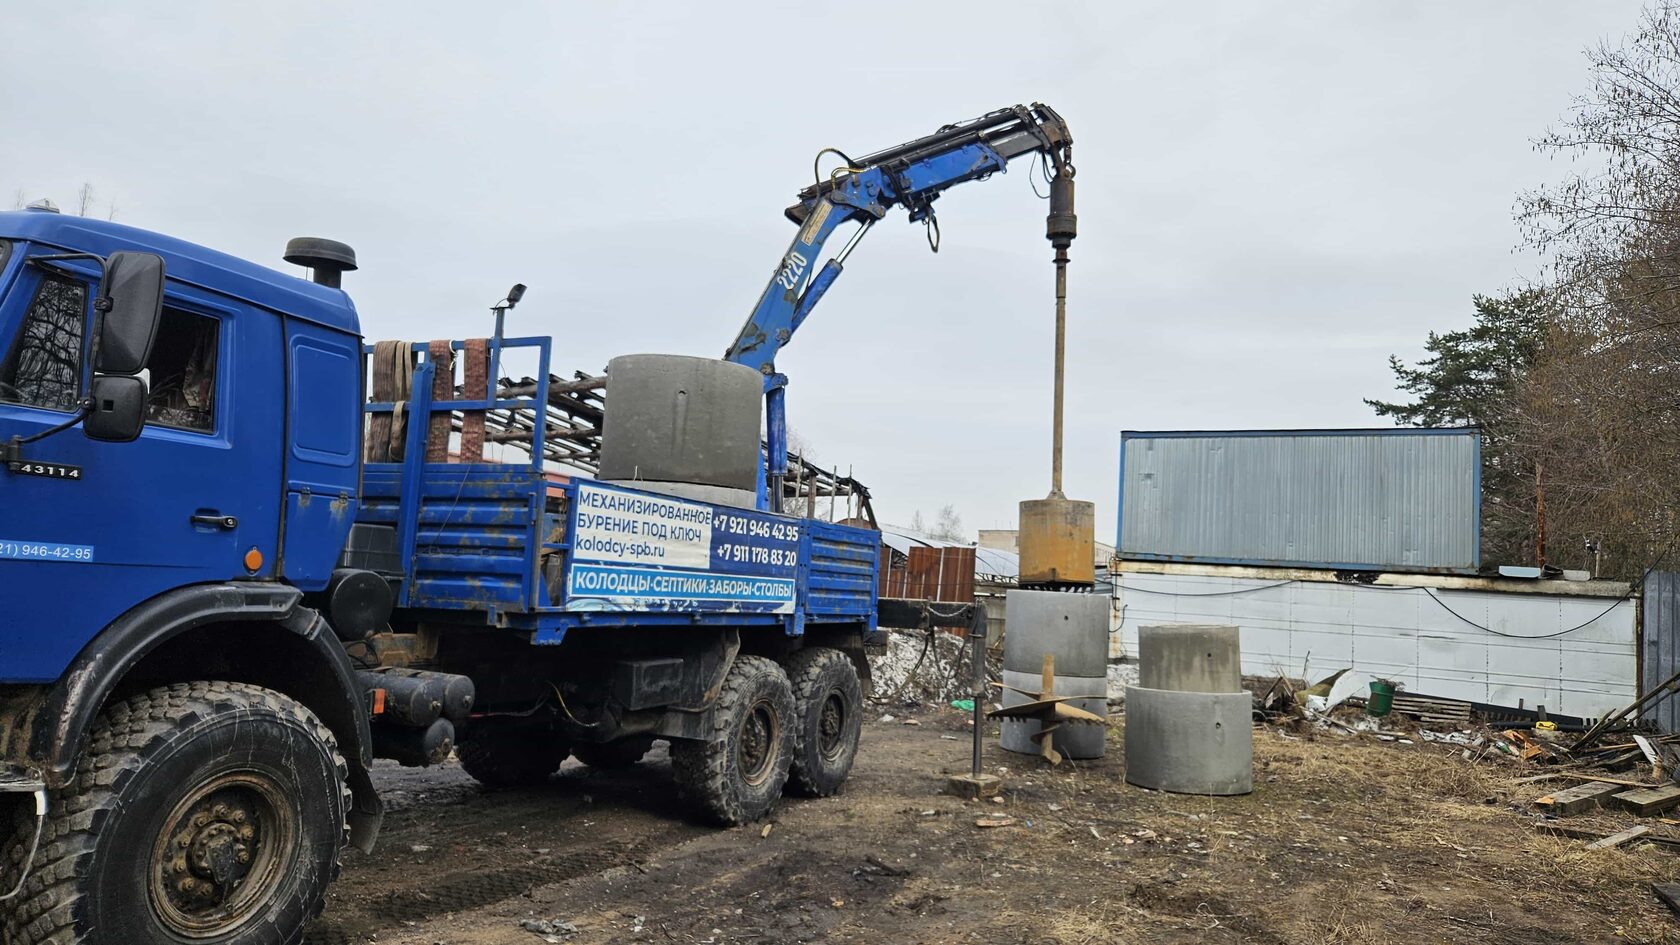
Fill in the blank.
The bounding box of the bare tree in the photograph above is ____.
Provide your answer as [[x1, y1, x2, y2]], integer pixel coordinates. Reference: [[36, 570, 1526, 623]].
[[7, 183, 116, 218], [929, 505, 966, 543], [786, 429, 815, 462], [1507, 1, 1680, 578]]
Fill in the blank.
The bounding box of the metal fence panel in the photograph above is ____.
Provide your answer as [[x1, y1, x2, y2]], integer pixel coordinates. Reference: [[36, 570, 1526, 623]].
[[1644, 570, 1680, 732]]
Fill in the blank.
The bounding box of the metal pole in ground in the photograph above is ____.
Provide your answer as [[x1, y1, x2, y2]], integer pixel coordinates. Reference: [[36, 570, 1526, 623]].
[[945, 603, 1001, 799], [970, 602, 989, 779]]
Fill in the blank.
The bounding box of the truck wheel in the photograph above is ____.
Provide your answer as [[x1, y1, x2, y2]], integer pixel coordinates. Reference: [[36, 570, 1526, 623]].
[[3, 682, 348, 945], [456, 721, 569, 788], [571, 736, 656, 770], [669, 655, 794, 825], [785, 647, 864, 797]]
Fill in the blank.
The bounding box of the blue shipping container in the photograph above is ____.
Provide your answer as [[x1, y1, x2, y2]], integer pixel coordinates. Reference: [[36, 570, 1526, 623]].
[[1116, 427, 1481, 574]]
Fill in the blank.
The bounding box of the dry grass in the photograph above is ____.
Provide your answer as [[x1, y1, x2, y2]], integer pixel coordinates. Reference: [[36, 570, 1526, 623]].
[[1182, 719, 1680, 934], [1253, 726, 1499, 800], [1285, 900, 1379, 945], [992, 904, 1144, 945], [908, 715, 1680, 942]]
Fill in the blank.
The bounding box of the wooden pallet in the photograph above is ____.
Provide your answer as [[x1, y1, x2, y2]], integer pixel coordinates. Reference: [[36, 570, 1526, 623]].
[[1615, 785, 1680, 817], [1390, 695, 1474, 725], [1535, 781, 1624, 815]]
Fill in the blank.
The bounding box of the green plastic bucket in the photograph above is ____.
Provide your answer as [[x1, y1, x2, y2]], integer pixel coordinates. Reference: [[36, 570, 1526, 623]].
[[1367, 679, 1396, 717]]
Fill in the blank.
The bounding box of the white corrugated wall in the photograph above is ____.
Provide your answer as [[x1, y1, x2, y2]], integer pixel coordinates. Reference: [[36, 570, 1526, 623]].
[[1111, 569, 1636, 719]]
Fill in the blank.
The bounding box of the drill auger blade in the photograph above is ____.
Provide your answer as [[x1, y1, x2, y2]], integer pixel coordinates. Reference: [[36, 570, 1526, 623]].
[[988, 653, 1102, 765], [1031, 722, 1063, 765], [990, 699, 1105, 725]]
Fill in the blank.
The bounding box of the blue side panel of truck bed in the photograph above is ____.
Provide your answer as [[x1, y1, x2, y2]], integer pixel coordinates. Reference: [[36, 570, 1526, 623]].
[[360, 463, 546, 617], [358, 463, 879, 642], [804, 520, 879, 622]]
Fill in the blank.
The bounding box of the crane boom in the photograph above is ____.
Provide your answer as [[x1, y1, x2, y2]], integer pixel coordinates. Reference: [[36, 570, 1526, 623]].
[[724, 104, 1074, 372], [723, 104, 1076, 514]]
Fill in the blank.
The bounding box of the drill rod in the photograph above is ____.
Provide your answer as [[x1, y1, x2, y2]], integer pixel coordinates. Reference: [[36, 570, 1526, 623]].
[[1052, 246, 1068, 496]]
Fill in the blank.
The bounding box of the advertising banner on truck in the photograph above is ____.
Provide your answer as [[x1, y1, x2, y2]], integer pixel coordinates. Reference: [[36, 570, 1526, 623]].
[[564, 482, 799, 614]]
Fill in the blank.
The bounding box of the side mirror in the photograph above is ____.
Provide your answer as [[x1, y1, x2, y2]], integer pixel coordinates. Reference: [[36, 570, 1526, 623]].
[[96, 251, 164, 375], [84, 375, 147, 442]]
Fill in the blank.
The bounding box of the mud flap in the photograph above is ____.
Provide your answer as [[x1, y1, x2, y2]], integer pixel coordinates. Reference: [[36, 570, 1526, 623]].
[[652, 630, 740, 741], [282, 609, 385, 852], [346, 770, 382, 854]]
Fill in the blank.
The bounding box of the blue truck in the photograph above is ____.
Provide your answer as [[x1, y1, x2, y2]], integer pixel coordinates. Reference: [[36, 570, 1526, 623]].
[[0, 103, 1073, 945]]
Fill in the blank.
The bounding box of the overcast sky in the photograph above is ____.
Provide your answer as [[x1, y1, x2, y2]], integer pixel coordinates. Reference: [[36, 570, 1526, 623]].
[[1, 2, 1647, 542]]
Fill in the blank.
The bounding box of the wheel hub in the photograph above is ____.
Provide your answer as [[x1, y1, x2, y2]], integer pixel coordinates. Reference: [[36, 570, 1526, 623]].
[[818, 690, 847, 762], [738, 699, 779, 786], [149, 773, 295, 938]]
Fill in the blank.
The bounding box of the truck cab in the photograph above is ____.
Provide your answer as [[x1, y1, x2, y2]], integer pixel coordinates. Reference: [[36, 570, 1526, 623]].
[[0, 207, 389, 945], [0, 209, 364, 676]]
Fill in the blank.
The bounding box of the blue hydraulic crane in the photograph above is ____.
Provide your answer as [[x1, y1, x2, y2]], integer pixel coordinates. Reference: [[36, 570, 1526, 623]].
[[724, 103, 1078, 511]]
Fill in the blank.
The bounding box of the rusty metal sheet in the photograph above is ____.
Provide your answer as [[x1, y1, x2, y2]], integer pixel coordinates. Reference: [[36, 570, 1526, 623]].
[[906, 547, 975, 604]]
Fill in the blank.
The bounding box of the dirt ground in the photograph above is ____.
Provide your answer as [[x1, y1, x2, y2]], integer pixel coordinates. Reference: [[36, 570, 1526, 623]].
[[302, 709, 1680, 945]]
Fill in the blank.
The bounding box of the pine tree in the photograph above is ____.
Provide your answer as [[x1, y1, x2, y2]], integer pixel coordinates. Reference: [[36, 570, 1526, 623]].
[[1367, 290, 1553, 568], [1365, 291, 1551, 427]]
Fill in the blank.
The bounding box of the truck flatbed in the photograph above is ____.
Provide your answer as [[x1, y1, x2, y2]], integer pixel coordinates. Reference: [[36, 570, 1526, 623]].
[[356, 335, 878, 644]]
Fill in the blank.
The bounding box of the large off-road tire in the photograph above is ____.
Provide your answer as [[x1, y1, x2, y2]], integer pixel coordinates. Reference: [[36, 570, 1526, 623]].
[[455, 720, 569, 788], [2, 682, 349, 945], [784, 647, 864, 797], [571, 736, 656, 770], [669, 655, 795, 825]]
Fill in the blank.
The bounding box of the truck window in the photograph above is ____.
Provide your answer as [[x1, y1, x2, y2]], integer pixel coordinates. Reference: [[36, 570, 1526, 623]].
[[0, 273, 88, 412], [144, 307, 219, 432]]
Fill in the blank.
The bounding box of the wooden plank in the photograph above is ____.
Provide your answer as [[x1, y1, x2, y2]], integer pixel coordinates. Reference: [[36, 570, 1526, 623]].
[[1587, 825, 1651, 850], [1559, 773, 1657, 789], [1615, 785, 1680, 816], [1543, 825, 1680, 854], [1536, 781, 1627, 815], [1595, 735, 1680, 752], [1599, 749, 1648, 769], [1653, 883, 1680, 918]]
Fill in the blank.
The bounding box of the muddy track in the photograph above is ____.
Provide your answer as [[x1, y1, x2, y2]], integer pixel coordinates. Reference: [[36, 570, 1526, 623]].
[[304, 837, 660, 945], [304, 751, 704, 945]]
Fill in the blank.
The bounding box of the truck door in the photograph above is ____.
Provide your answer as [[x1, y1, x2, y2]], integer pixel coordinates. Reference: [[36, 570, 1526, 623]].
[[0, 257, 284, 682]]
